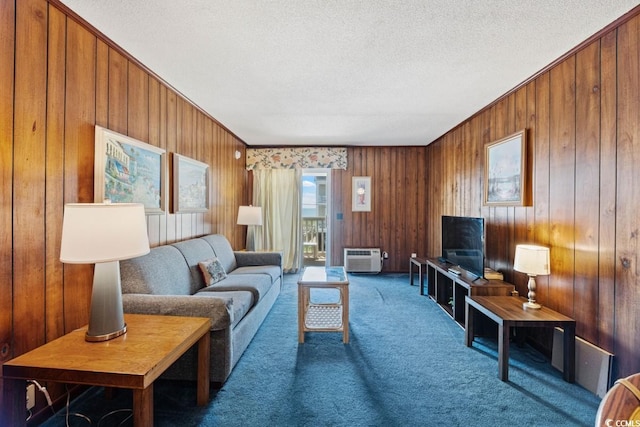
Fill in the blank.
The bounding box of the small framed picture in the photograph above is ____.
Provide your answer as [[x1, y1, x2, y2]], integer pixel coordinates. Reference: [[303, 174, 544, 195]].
[[171, 153, 210, 213], [94, 125, 165, 214], [484, 130, 527, 206], [352, 176, 371, 212]]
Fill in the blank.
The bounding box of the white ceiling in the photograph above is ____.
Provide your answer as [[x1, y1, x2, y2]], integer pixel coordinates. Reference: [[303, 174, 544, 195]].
[[61, 0, 638, 147]]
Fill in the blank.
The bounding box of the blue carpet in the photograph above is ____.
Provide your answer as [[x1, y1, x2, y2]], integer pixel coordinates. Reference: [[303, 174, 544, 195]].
[[41, 273, 600, 426]]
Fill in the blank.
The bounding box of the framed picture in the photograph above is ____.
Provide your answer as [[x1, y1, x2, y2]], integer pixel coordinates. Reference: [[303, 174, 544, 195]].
[[352, 176, 371, 212], [484, 129, 527, 206], [172, 153, 210, 213], [94, 125, 165, 214]]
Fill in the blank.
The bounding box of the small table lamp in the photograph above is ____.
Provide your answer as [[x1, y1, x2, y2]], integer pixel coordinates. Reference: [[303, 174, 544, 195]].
[[513, 244, 550, 310], [60, 202, 150, 341], [237, 205, 263, 251]]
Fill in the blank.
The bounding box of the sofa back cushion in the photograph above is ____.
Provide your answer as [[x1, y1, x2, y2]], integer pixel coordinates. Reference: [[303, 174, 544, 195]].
[[172, 238, 216, 290], [200, 234, 237, 273], [120, 245, 194, 295]]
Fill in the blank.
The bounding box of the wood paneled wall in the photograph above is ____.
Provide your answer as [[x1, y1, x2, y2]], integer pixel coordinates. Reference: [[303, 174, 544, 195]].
[[424, 16, 640, 379], [0, 0, 248, 414], [330, 147, 429, 271]]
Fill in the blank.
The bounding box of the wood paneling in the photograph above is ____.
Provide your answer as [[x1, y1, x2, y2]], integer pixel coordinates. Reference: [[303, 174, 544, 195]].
[[0, 0, 16, 371], [0, 1, 248, 417], [574, 41, 600, 342], [614, 15, 640, 379], [330, 146, 429, 271], [14, 0, 48, 356], [45, 4, 66, 343], [424, 17, 640, 378], [598, 30, 617, 353]]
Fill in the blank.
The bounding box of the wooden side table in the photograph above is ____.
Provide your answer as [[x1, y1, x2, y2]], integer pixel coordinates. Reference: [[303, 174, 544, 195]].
[[465, 295, 575, 382], [409, 256, 429, 295], [298, 266, 349, 343], [2, 314, 211, 427]]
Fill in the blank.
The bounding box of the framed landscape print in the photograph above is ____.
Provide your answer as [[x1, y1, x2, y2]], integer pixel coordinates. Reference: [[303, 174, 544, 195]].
[[172, 153, 210, 213], [484, 129, 527, 206], [94, 126, 165, 213], [352, 176, 372, 212]]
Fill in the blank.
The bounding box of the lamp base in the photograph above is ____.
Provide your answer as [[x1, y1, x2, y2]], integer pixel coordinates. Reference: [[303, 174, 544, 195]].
[[86, 323, 127, 342], [86, 261, 127, 342], [523, 301, 542, 310], [523, 275, 542, 310]]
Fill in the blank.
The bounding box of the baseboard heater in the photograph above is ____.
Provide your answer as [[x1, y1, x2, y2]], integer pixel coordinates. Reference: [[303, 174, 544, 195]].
[[344, 248, 382, 273], [551, 327, 614, 397]]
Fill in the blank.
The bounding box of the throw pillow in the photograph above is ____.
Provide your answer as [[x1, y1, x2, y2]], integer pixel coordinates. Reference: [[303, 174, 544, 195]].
[[199, 258, 227, 286]]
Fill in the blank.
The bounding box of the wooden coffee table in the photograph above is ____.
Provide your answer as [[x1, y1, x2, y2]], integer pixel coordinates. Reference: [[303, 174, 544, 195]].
[[465, 295, 576, 382], [2, 314, 211, 427], [298, 266, 349, 343]]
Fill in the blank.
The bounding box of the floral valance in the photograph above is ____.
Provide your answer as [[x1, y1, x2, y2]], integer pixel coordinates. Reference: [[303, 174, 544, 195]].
[[246, 147, 347, 170]]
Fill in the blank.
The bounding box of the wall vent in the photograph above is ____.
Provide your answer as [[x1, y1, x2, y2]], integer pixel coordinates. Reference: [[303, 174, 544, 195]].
[[551, 327, 614, 397], [344, 248, 382, 273]]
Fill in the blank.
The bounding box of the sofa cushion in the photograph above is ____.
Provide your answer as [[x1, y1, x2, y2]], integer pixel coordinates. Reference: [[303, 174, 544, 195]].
[[231, 265, 281, 283], [197, 273, 272, 302], [120, 245, 194, 295], [199, 235, 238, 273], [193, 290, 254, 328], [199, 258, 227, 285]]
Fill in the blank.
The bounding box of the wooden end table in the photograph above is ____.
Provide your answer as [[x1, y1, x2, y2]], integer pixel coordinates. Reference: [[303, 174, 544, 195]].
[[2, 314, 211, 427], [298, 266, 349, 343], [465, 295, 575, 382]]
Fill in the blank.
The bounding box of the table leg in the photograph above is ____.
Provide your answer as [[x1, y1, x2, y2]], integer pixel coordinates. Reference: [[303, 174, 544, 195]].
[[498, 322, 510, 381], [2, 378, 26, 427], [409, 260, 415, 286], [563, 323, 576, 383], [133, 384, 153, 427], [197, 332, 210, 405], [342, 285, 349, 344], [419, 264, 425, 295], [298, 286, 305, 343], [464, 301, 474, 347]]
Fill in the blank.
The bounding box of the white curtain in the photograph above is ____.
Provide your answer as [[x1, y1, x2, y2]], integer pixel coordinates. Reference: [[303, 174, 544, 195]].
[[253, 169, 302, 273]]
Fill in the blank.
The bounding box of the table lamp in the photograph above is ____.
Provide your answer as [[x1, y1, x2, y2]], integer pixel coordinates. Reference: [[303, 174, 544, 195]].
[[237, 205, 263, 251], [60, 202, 150, 341], [513, 244, 550, 310]]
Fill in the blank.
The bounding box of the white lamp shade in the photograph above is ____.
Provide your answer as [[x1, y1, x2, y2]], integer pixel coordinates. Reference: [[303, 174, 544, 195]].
[[60, 203, 150, 264], [513, 244, 550, 276], [237, 206, 263, 226]]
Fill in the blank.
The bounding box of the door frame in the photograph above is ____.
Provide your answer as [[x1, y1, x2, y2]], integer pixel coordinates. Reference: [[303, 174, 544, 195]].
[[301, 169, 331, 267]]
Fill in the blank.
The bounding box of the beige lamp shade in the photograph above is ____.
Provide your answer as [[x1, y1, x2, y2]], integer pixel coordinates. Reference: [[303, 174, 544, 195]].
[[60, 203, 150, 263], [513, 244, 550, 276], [237, 205, 263, 226]]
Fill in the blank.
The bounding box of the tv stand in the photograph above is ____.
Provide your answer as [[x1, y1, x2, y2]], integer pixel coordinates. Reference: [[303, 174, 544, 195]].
[[426, 258, 515, 327]]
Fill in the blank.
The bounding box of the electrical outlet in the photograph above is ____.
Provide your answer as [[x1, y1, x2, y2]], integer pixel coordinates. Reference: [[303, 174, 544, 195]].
[[26, 384, 35, 410]]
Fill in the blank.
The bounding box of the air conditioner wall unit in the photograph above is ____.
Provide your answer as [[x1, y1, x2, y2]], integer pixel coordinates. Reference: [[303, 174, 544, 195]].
[[344, 248, 382, 273]]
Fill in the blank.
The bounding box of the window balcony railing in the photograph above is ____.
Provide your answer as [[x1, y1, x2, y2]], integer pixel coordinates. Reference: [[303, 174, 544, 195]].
[[302, 216, 326, 261]]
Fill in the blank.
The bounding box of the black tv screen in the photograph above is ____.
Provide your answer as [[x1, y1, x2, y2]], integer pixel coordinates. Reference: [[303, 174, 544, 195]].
[[441, 215, 485, 278]]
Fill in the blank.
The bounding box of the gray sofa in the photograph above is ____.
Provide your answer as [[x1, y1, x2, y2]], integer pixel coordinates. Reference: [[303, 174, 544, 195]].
[[119, 234, 282, 385]]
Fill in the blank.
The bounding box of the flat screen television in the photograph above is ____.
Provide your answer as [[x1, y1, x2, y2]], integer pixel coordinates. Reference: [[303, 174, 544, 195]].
[[441, 215, 485, 278]]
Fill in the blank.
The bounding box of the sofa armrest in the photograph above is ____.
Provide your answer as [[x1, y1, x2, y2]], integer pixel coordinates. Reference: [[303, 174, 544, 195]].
[[234, 251, 282, 268], [122, 294, 233, 330]]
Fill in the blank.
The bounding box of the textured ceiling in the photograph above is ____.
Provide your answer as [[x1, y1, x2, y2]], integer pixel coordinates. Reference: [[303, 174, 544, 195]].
[[61, 0, 638, 147]]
